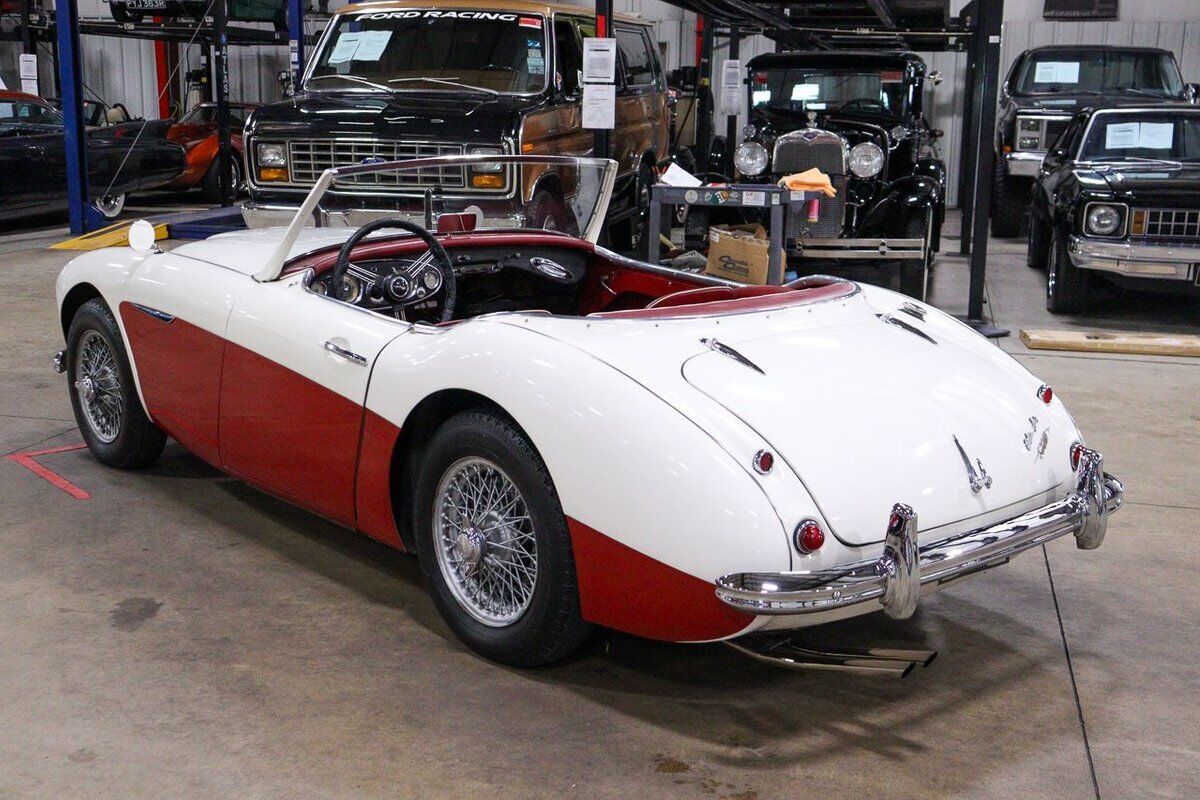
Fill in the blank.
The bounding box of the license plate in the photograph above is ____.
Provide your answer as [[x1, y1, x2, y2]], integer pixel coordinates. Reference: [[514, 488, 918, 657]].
[[127, 0, 168, 9]]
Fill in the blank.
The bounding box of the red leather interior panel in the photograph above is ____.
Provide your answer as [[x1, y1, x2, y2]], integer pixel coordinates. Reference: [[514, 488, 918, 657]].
[[355, 409, 405, 550], [218, 340, 361, 527], [119, 302, 223, 466], [590, 279, 854, 319], [567, 517, 755, 642]]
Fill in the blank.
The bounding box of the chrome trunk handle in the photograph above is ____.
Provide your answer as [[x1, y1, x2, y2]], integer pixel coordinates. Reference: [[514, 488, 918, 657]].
[[323, 340, 368, 366]]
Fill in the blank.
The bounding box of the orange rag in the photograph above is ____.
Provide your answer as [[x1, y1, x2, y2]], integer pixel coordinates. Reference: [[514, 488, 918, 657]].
[[778, 168, 837, 198]]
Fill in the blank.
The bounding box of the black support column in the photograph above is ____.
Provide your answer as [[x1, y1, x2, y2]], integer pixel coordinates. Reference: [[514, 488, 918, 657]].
[[695, 15, 714, 169], [213, 0, 234, 206], [724, 25, 740, 176], [593, 0, 613, 162]]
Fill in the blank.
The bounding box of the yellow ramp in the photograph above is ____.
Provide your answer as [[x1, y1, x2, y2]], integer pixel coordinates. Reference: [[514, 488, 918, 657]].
[[50, 220, 169, 251]]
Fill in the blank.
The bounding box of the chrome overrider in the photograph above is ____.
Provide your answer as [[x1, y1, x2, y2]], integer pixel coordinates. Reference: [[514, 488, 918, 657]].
[[715, 447, 1123, 620]]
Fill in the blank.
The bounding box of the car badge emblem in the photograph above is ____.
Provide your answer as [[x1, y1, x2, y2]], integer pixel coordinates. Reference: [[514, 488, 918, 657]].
[[953, 435, 992, 494], [360, 156, 387, 165], [1036, 430, 1049, 458], [801, 129, 821, 142], [1022, 416, 1039, 451]]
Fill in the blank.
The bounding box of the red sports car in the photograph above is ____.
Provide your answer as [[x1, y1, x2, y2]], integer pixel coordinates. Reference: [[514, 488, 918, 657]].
[[165, 102, 258, 202]]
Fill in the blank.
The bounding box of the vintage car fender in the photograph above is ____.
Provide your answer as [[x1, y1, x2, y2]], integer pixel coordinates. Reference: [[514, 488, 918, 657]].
[[859, 174, 940, 238], [363, 318, 815, 642]]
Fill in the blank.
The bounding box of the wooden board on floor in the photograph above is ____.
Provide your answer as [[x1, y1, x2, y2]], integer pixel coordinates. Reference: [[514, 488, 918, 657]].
[[1020, 328, 1200, 357]]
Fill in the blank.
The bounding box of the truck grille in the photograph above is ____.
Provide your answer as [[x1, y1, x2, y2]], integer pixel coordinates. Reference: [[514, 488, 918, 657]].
[[287, 140, 467, 188], [772, 129, 846, 240], [1139, 208, 1200, 240]]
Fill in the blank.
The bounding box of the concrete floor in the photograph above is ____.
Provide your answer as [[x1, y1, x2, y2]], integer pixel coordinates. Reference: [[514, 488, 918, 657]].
[[0, 214, 1197, 799]]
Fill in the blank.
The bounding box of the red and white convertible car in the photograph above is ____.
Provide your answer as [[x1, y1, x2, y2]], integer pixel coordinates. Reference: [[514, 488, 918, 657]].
[[54, 156, 1123, 668]]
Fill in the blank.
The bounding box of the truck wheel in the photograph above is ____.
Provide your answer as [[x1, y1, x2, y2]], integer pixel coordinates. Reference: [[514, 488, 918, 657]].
[[415, 410, 591, 667], [66, 299, 167, 469], [527, 188, 577, 235], [1027, 208, 1050, 270], [898, 211, 932, 301], [1046, 229, 1088, 314], [201, 155, 242, 204], [990, 158, 1025, 238]]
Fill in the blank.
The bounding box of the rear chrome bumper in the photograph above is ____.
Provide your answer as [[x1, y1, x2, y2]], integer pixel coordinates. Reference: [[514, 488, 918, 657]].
[[791, 237, 925, 261], [715, 448, 1122, 620], [1004, 151, 1044, 178], [1069, 235, 1200, 280]]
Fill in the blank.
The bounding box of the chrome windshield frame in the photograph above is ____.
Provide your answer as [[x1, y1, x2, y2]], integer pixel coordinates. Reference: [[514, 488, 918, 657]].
[[254, 154, 618, 283]]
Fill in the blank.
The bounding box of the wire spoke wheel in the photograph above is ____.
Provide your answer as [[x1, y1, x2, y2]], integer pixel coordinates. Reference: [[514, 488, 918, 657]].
[[74, 330, 123, 444], [433, 457, 538, 627]]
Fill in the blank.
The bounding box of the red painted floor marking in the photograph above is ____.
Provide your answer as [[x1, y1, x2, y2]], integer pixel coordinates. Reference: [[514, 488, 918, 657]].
[[6, 443, 91, 500]]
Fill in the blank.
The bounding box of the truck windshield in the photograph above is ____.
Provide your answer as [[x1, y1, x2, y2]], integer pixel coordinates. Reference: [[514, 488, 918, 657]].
[[306, 9, 548, 95], [1080, 112, 1200, 163], [750, 68, 907, 115], [1015, 50, 1183, 97]]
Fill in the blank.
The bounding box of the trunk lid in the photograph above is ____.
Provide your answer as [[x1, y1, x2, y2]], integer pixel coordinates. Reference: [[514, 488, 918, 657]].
[[681, 318, 1069, 545]]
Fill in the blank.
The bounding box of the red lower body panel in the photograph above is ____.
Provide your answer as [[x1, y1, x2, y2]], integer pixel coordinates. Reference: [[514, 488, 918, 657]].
[[567, 518, 755, 642], [355, 409, 405, 549]]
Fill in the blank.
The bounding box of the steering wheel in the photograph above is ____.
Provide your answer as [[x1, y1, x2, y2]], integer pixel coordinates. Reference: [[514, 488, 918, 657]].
[[332, 218, 457, 323]]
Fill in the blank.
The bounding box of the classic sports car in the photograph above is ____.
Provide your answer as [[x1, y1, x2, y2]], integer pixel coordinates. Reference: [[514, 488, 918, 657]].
[[712, 50, 947, 301], [164, 102, 259, 202], [0, 91, 185, 220], [1030, 105, 1200, 312], [54, 155, 1123, 668]]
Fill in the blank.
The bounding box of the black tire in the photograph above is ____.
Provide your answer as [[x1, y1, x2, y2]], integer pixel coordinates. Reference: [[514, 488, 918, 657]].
[[1046, 229, 1088, 314], [526, 188, 578, 235], [1027, 207, 1050, 270], [990, 158, 1025, 238], [898, 210, 932, 301], [66, 298, 167, 470], [201, 154, 243, 205], [612, 161, 656, 254], [683, 205, 711, 252], [110, 5, 142, 23], [414, 410, 591, 667]]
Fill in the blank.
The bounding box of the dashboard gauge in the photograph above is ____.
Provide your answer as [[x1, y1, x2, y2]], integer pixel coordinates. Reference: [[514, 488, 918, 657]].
[[339, 274, 363, 304], [423, 271, 440, 290], [310, 280, 328, 296]]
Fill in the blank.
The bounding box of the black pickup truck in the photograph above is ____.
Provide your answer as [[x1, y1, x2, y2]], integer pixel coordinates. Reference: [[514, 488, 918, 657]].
[[993, 45, 1197, 237]]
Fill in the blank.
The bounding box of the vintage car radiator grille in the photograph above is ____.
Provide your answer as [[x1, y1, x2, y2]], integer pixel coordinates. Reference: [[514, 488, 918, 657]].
[[1140, 208, 1200, 239], [288, 140, 466, 188], [773, 130, 847, 240]]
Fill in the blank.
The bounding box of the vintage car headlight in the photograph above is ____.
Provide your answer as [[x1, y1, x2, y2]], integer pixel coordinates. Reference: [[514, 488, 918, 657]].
[[734, 142, 769, 176], [848, 142, 885, 178], [1085, 203, 1124, 236], [890, 125, 907, 142], [256, 142, 287, 167]]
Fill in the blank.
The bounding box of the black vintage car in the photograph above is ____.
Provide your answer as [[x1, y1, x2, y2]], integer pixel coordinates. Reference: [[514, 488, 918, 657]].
[[724, 50, 946, 300], [993, 45, 1197, 237], [103, 0, 287, 28], [1029, 105, 1200, 312], [0, 91, 185, 221]]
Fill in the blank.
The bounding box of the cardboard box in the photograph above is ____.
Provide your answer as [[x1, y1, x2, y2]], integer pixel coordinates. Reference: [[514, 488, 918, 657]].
[[704, 224, 781, 285]]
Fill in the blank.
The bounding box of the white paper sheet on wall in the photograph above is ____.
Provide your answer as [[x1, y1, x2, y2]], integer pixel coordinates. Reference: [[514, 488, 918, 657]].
[[328, 33, 363, 64], [719, 60, 742, 115], [1034, 61, 1080, 84], [582, 83, 615, 129]]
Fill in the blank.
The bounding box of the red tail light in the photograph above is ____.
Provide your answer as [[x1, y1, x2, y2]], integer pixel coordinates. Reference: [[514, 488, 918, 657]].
[[794, 520, 825, 554], [1070, 442, 1085, 471], [753, 449, 774, 474], [1037, 384, 1053, 404]]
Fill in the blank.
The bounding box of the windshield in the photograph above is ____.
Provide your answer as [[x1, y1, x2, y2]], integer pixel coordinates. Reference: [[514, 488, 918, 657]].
[[262, 156, 617, 279], [0, 99, 63, 126], [1080, 112, 1200, 162], [750, 68, 907, 115], [306, 9, 548, 95], [1015, 50, 1184, 97]]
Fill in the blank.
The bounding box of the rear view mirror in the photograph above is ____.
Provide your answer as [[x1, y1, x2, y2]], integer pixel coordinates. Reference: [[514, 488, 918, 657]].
[[128, 220, 160, 255]]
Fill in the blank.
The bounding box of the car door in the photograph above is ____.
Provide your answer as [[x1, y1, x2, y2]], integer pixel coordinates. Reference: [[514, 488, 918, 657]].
[[218, 277, 407, 527], [613, 24, 667, 175]]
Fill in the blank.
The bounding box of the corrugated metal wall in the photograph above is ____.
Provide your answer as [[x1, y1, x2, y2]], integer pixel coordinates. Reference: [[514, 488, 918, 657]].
[[2, 4, 1198, 207]]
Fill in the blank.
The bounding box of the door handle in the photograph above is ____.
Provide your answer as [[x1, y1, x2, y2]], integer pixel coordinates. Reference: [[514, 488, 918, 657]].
[[323, 340, 368, 366]]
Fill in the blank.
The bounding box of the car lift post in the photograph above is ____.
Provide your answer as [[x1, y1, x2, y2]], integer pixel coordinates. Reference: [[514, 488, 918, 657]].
[[593, 0, 613, 162], [213, 0, 233, 207], [723, 25, 740, 177], [54, 0, 97, 235], [695, 15, 714, 170], [288, 0, 306, 85], [958, 0, 1007, 337]]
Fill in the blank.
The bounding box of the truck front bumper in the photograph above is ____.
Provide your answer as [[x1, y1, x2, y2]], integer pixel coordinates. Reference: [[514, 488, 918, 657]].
[[1069, 235, 1200, 281], [715, 448, 1122, 622]]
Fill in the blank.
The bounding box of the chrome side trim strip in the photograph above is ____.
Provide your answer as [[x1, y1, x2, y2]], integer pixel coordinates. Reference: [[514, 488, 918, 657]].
[[131, 303, 174, 323]]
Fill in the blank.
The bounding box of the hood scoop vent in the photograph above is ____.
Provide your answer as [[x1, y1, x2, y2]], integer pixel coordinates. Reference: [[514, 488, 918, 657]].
[[699, 337, 765, 375], [876, 312, 937, 346]]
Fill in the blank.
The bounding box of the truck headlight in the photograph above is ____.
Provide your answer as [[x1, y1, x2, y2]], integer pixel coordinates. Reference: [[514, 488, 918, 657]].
[[1085, 203, 1124, 236], [734, 142, 769, 176], [468, 146, 504, 173], [848, 142, 884, 178], [256, 142, 287, 167]]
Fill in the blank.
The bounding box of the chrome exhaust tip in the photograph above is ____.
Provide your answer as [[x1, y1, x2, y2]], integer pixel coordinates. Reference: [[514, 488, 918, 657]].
[[725, 635, 937, 678]]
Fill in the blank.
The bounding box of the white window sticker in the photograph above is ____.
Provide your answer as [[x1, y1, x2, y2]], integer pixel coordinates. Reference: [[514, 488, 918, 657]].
[[327, 32, 363, 64], [791, 83, 819, 101], [1105, 122, 1140, 149], [1034, 61, 1080, 84], [1138, 122, 1174, 149], [752, 89, 770, 105], [353, 30, 392, 61]]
